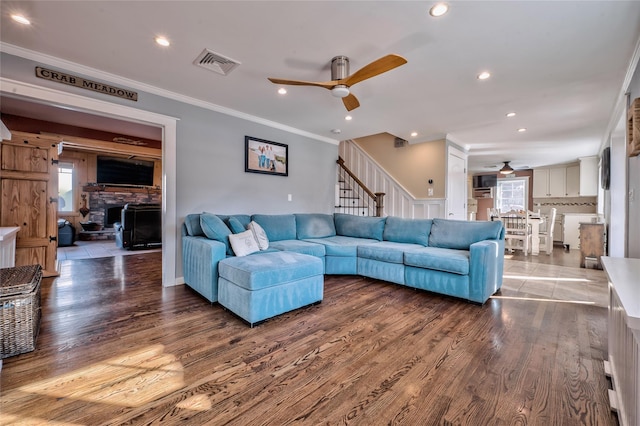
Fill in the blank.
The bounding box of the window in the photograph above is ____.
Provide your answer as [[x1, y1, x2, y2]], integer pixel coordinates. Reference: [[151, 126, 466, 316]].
[[58, 163, 74, 212], [496, 177, 528, 213]]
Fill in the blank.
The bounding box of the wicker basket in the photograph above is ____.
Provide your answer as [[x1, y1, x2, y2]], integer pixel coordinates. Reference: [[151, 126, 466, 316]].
[[1, 264, 43, 359]]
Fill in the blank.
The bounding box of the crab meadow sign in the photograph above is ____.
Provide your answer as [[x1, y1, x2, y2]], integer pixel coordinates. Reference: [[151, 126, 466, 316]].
[[35, 67, 138, 101]]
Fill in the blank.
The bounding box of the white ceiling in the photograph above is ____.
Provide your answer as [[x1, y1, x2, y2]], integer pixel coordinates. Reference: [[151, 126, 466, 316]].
[[1, 1, 639, 172]]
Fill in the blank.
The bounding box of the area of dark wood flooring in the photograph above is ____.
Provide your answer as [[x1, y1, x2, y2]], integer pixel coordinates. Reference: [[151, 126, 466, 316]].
[[0, 252, 616, 425]]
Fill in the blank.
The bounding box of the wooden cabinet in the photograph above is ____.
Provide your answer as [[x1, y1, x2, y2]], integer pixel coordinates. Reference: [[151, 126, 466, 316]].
[[579, 222, 605, 268], [0, 132, 60, 277], [532, 168, 550, 197], [628, 97, 640, 157]]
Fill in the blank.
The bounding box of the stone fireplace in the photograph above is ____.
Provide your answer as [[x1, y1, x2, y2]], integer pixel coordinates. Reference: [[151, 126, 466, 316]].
[[82, 185, 161, 238]]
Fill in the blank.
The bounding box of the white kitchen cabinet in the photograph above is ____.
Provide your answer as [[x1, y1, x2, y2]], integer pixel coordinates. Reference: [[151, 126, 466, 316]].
[[579, 156, 599, 196], [533, 168, 550, 197], [533, 164, 583, 198], [566, 164, 580, 197]]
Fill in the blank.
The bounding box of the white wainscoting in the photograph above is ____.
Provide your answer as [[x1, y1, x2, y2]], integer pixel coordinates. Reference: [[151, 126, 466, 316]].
[[339, 140, 445, 219]]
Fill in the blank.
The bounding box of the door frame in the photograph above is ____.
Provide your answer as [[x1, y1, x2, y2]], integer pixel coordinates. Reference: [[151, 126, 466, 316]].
[[0, 77, 179, 287], [446, 145, 468, 220]]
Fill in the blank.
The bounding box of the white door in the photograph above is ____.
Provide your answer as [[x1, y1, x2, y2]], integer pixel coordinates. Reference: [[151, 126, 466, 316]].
[[447, 147, 467, 220]]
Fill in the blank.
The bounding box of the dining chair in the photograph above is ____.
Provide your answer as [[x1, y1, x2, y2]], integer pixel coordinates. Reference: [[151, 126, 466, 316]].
[[538, 208, 557, 255], [501, 212, 532, 254]]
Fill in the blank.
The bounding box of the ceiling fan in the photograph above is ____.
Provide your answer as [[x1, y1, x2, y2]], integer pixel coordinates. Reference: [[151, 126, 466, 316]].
[[268, 54, 407, 111]]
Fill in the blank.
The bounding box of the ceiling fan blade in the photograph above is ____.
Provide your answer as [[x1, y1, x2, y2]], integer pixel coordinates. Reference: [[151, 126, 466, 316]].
[[342, 93, 360, 111], [267, 77, 336, 89], [341, 54, 407, 87]]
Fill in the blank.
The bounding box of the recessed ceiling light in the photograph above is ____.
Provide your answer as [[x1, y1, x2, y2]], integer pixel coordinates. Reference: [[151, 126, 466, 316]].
[[11, 14, 31, 25], [345, 115, 352, 121], [429, 3, 449, 17], [477, 71, 491, 80], [331, 129, 342, 134], [278, 88, 287, 95], [410, 132, 418, 137], [518, 128, 527, 132], [506, 112, 516, 117], [155, 36, 170, 47]]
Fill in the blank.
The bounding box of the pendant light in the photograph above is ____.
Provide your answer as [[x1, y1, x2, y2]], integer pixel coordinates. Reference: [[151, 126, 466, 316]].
[[499, 161, 514, 175]]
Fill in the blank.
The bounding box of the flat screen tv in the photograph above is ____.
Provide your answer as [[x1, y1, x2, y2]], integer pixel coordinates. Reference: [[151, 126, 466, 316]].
[[472, 174, 497, 188], [97, 156, 155, 187]]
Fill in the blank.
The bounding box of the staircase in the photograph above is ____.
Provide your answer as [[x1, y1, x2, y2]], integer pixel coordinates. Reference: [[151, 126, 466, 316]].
[[335, 157, 384, 216], [338, 140, 445, 219]]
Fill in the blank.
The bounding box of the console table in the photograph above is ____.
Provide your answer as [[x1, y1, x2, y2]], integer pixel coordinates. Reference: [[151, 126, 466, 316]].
[[601, 257, 640, 426]]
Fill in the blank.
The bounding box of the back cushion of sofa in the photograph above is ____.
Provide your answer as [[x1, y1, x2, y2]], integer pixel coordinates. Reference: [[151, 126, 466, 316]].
[[334, 213, 386, 241], [200, 213, 234, 255], [184, 214, 204, 236], [428, 218, 503, 250], [295, 213, 336, 239], [383, 216, 432, 246], [217, 214, 251, 233], [251, 214, 297, 242]]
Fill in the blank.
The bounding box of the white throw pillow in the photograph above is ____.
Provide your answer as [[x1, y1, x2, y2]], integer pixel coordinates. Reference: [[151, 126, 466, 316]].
[[228, 230, 260, 257], [248, 221, 269, 250]]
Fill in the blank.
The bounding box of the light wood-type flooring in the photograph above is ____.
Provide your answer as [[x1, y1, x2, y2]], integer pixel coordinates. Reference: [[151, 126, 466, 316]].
[[1, 250, 616, 425]]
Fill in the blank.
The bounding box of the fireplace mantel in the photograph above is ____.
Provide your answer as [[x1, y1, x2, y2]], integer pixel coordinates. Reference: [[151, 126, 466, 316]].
[[83, 185, 161, 195]]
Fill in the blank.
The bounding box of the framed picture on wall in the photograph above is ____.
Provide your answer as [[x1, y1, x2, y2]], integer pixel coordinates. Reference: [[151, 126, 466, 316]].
[[245, 136, 289, 177]]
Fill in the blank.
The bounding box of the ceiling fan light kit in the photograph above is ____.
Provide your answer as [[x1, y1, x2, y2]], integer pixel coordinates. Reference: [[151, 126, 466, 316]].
[[331, 85, 350, 98], [268, 54, 407, 111], [500, 161, 515, 175]]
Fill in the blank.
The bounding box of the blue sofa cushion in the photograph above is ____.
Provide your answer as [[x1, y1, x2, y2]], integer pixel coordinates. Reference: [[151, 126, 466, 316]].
[[383, 216, 432, 246], [303, 235, 379, 257], [252, 214, 297, 242], [358, 241, 424, 264], [216, 214, 251, 231], [295, 213, 336, 239], [200, 213, 234, 255], [428, 218, 503, 250], [227, 217, 247, 234], [334, 213, 386, 241], [404, 247, 470, 275], [184, 213, 203, 236], [269, 239, 326, 257], [218, 251, 323, 291]]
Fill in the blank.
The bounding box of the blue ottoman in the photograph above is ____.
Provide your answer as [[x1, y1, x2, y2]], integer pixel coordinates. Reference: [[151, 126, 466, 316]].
[[218, 251, 324, 326]]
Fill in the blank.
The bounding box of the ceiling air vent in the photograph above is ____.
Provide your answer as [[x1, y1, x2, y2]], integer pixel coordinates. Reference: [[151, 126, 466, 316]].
[[394, 137, 407, 148], [193, 49, 241, 76]]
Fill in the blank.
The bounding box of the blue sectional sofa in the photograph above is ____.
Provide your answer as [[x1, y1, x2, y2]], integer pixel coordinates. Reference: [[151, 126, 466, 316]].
[[182, 213, 505, 323]]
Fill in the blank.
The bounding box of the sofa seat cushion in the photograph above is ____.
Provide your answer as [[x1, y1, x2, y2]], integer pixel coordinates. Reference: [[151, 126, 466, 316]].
[[218, 251, 323, 291], [269, 239, 326, 257], [358, 241, 423, 264], [404, 247, 470, 275], [303, 235, 379, 257]]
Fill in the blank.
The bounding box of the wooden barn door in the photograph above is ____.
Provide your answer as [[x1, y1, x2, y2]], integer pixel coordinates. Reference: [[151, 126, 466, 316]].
[[0, 132, 60, 277]]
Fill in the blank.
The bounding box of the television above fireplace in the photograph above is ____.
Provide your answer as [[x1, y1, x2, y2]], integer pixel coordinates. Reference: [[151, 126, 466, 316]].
[[97, 156, 155, 187]]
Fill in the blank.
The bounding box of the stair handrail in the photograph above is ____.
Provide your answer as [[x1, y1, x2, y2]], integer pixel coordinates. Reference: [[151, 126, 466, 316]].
[[337, 157, 385, 217]]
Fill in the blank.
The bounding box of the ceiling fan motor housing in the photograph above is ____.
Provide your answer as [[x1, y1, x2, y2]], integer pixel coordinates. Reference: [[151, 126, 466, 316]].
[[331, 56, 350, 80]]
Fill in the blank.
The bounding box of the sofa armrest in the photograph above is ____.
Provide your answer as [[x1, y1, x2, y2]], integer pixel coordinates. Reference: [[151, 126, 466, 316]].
[[182, 235, 227, 303], [468, 239, 502, 304]]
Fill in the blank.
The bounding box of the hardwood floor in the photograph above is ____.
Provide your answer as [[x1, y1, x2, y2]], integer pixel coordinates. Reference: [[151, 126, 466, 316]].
[[1, 252, 616, 425]]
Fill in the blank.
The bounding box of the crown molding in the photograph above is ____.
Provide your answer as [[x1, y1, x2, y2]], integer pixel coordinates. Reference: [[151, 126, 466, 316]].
[[0, 42, 339, 146]]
